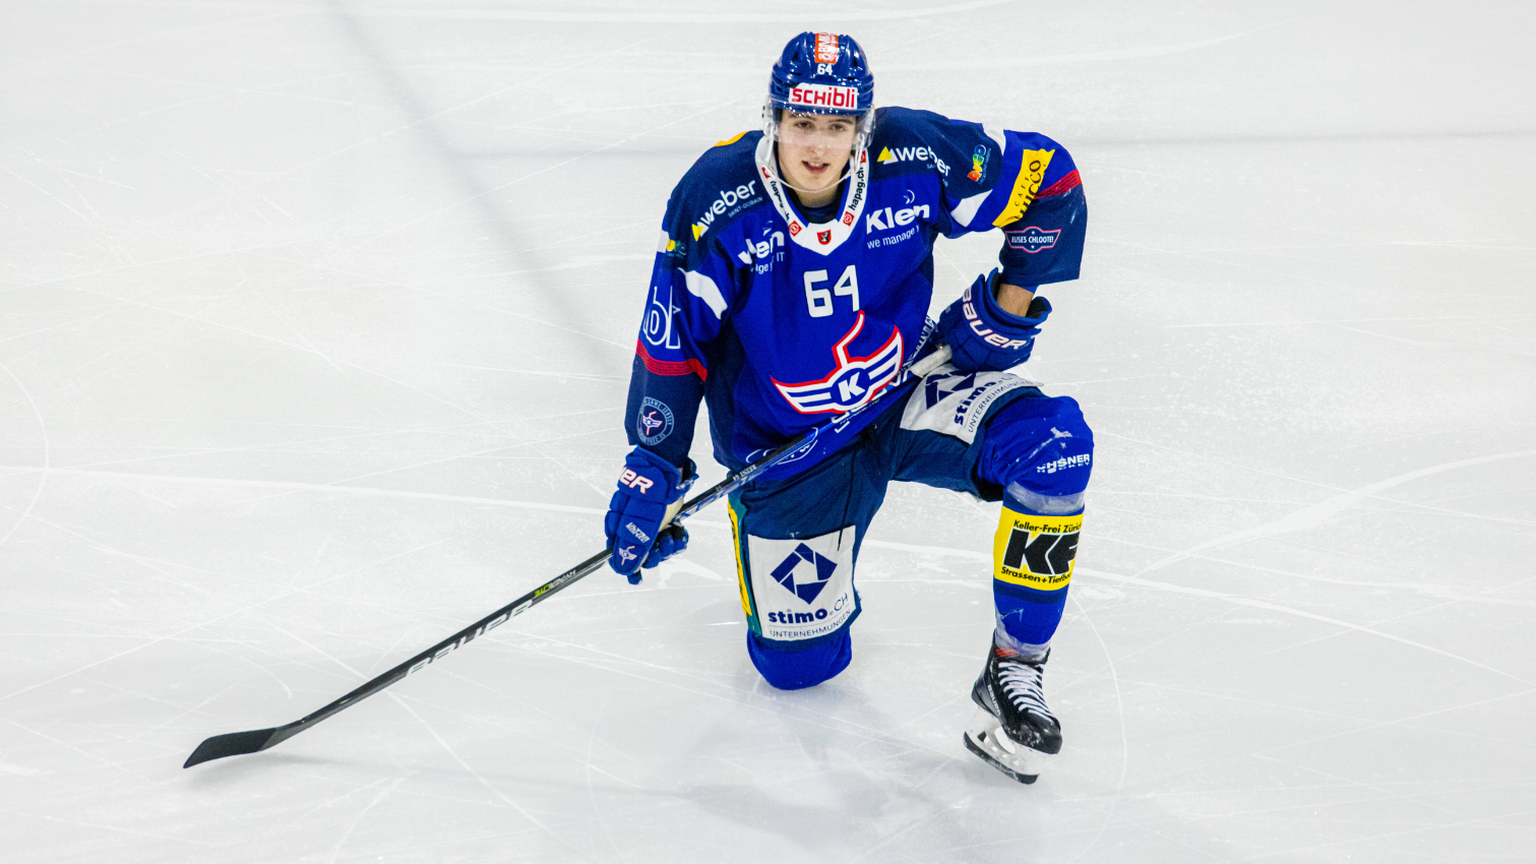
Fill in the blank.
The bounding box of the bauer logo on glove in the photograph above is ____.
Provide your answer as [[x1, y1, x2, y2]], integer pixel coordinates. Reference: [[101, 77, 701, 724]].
[[936, 269, 1051, 373], [605, 448, 696, 583]]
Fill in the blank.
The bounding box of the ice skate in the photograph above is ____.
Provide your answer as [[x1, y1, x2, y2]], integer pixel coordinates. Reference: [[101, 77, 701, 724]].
[[963, 639, 1061, 784]]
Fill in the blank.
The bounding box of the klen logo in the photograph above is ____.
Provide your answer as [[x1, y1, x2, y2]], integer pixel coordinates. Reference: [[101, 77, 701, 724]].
[[865, 204, 930, 234], [1006, 225, 1061, 254], [770, 543, 837, 603]]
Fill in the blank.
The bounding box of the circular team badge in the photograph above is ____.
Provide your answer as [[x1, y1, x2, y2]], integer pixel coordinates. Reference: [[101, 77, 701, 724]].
[[637, 397, 675, 446]]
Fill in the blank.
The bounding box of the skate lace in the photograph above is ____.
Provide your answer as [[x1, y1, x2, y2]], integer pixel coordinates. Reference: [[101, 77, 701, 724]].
[[997, 659, 1055, 721]]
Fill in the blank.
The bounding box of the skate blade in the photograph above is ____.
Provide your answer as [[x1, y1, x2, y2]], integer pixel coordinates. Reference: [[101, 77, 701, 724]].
[[963, 708, 1052, 784]]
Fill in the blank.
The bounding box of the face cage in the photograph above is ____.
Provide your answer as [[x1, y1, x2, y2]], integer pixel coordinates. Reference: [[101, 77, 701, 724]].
[[759, 97, 874, 193]]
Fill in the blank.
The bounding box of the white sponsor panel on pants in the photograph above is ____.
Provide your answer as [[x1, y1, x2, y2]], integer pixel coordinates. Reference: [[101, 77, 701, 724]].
[[899, 363, 1035, 444], [748, 525, 857, 642]]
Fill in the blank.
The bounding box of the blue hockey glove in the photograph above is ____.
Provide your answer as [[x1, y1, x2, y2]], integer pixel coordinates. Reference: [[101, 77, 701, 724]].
[[604, 448, 696, 584], [936, 270, 1052, 373]]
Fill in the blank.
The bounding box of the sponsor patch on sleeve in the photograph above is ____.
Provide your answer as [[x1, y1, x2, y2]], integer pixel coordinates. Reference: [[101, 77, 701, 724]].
[[1004, 225, 1062, 254], [992, 148, 1056, 227]]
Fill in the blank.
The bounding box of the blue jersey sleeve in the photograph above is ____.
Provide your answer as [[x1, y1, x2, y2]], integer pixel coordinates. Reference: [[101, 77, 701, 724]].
[[623, 147, 750, 467], [874, 107, 1086, 288]]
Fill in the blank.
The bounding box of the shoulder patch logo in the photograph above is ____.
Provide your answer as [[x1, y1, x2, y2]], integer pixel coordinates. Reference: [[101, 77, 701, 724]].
[[993, 148, 1056, 227], [968, 144, 991, 182], [637, 397, 675, 446], [1005, 225, 1062, 254], [692, 180, 762, 241]]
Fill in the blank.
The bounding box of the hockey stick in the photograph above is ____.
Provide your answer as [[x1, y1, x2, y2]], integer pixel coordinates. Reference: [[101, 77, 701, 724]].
[[182, 345, 954, 768]]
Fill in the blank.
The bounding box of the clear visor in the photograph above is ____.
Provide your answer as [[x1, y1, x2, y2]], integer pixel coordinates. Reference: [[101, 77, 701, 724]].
[[775, 110, 861, 151]]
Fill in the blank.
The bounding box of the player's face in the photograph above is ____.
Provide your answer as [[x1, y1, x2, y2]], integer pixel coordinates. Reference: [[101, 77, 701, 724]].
[[777, 112, 857, 195]]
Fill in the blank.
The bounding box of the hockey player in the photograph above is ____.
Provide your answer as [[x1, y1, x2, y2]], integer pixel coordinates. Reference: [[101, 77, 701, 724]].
[[603, 32, 1092, 784]]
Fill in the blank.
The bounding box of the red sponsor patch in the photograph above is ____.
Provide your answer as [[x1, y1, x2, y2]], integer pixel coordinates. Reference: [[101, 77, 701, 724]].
[[817, 230, 832, 244], [814, 33, 839, 65]]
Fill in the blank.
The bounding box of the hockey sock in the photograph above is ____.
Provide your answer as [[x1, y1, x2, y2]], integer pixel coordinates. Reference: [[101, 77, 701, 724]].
[[991, 487, 1081, 656]]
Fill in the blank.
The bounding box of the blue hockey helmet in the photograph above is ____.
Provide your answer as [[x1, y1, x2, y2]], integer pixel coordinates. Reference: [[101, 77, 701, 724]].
[[767, 32, 874, 118]]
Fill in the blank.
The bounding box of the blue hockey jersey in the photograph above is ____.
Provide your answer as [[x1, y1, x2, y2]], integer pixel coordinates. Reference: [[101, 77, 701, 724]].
[[625, 106, 1087, 479]]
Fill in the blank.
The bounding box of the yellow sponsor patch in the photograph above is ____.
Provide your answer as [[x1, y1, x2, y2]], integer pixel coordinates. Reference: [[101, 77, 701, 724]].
[[992, 507, 1081, 590], [729, 502, 756, 621], [691, 223, 707, 241], [992, 148, 1056, 227], [876, 146, 895, 163]]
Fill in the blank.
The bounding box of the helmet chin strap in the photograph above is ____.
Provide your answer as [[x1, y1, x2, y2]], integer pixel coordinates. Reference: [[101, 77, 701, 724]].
[[770, 146, 854, 197]]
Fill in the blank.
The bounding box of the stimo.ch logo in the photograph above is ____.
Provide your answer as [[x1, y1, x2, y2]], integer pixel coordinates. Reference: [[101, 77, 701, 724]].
[[770, 542, 837, 604]]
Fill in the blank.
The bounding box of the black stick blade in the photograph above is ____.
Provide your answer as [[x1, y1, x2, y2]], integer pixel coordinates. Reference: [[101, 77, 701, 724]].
[[183, 727, 281, 768]]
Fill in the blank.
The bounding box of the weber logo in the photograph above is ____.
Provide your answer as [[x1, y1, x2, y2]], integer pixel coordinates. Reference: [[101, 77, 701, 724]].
[[692, 181, 760, 240], [788, 83, 859, 111], [876, 145, 950, 176]]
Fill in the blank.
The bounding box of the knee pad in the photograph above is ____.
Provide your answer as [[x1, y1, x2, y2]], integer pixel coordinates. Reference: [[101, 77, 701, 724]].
[[747, 629, 852, 690], [979, 395, 1094, 503]]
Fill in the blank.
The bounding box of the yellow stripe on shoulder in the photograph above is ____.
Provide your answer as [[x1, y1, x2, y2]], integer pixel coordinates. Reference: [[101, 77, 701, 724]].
[[715, 130, 750, 148], [992, 148, 1056, 227]]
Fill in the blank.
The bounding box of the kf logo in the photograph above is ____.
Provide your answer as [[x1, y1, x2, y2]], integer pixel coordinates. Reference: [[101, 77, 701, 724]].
[[1002, 528, 1079, 577]]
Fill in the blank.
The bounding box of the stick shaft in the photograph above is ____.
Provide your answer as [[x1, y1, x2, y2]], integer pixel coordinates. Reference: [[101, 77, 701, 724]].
[[183, 346, 950, 766]]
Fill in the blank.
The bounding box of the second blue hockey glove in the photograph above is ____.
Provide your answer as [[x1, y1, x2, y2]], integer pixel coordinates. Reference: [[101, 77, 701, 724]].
[[936, 270, 1052, 373], [605, 448, 696, 584]]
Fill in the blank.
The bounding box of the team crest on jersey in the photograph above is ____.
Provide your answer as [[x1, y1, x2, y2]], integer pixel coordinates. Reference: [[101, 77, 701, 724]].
[[772, 313, 904, 415], [637, 397, 674, 445]]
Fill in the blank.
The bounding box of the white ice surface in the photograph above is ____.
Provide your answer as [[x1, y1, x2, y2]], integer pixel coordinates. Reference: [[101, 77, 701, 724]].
[[3, 1, 1534, 861]]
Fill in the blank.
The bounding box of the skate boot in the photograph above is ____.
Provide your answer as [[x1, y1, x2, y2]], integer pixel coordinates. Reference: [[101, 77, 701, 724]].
[[963, 637, 1061, 784]]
